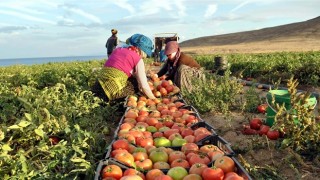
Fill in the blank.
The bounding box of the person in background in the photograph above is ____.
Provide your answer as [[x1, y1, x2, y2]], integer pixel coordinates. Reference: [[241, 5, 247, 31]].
[[159, 43, 167, 62], [105, 29, 119, 57], [156, 41, 205, 91], [92, 33, 156, 102]]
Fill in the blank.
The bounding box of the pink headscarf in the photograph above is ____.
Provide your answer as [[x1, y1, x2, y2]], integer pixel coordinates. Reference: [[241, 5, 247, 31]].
[[165, 41, 181, 66]]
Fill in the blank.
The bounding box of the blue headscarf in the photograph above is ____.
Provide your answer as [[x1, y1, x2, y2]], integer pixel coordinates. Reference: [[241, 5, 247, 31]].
[[129, 34, 154, 57]]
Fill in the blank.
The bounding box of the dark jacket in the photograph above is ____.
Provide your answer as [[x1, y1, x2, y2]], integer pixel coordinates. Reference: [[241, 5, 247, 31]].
[[106, 35, 118, 54], [157, 52, 201, 80]]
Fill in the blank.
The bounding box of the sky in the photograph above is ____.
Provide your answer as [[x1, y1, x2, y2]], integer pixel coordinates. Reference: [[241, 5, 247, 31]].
[[0, 0, 319, 59]]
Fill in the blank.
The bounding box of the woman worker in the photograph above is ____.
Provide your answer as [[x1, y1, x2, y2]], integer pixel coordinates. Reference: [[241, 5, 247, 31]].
[[92, 33, 156, 102], [156, 41, 204, 91]]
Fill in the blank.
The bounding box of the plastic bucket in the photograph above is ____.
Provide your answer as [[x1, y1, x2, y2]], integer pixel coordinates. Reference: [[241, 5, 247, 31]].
[[266, 90, 317, 126]]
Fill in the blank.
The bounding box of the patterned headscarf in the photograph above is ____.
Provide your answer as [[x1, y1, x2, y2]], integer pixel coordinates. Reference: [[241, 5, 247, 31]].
[[165, 41, 181, 67]]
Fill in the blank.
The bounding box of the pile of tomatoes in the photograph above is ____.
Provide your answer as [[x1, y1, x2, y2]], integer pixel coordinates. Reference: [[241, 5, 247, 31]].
[[97, 77, 251, 180], [242, 118, 281, 140]]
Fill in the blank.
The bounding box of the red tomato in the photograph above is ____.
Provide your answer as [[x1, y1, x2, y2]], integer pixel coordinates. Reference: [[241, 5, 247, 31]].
[[103, 177, 117, 180], [181, 143, 199, 154], [241, 126, 258, 135], [183, 174, 202, 180], [146, 117, 159, 126], [267, 130, 280, 140], [163, 129, 180, 139], [154, 174, 173, 180], [136, 137, 154, 148], [101, 164, 123, 180], [195, 132, 211, 142], [123, 168, 146, 180], [118, 134, 136, 144], [133, 152, 148, 161], [258, 125, 270, 136], [112, 139, 130, 151], [213, 156, 235, 173], [135, 159, 153, 170], [160, 87, 168, 96], [199, 144, 219, 153], [184, 135, 195, 143], [166, 85, 174, 93], [194, 127, 210, 137], [189, 163, 208, 175], [153, 161, 171, 169], [153, 132, 164, 138], [170, 158, 190, 168], [180, 128, 194, 137], [161, 81, 170, 88], [202, 167, 224, 180], [249, 118, 263, 130], [139, 110, 149, 117], [120, 175, 144, 180], [111, 148, 129, 157], [207, 150, 224, 161], [114, 152, 135, 167], [49, 136, 60, 145], [146, 169, 165, 180], [168, 151, 186, 164], [257, 104, 268, 114], [188, 154, 210, 166], [224, 172, 244, 180]]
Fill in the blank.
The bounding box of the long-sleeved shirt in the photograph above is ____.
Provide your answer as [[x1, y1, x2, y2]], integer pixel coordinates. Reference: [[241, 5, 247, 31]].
[[157, 52, 201, 80], [106, 35, 118, 54], [105, 48, 155, 99]]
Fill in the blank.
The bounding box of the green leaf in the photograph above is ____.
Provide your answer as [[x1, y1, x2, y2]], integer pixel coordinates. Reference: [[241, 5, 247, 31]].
[[281, 138, 292, 148], [18, 120, 31, 128], [24, 113, 32, 121], [19, 154, 28, 173], [34, 129, 44, 138], [70, 157, 86, 163], [74, 124, 80, 131], [8, 125, 21, 130], [2, 144, 12, 151]]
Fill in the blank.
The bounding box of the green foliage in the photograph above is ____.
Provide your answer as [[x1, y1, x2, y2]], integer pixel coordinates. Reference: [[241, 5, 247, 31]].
[[194, 51, 320, 86], [272, 78, 320, 156], [0, 60, 117, 179], [242, 85, 262, 113], [182, 69, 243, 114]]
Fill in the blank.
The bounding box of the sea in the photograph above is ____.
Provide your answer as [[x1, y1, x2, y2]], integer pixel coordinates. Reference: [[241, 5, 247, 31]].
[[0, 55, 107, 67]]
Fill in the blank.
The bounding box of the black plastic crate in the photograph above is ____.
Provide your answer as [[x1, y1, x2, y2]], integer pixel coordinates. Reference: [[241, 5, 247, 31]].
[[231, 156, 253, 180], [190, 121, 217, 135], [196, 135, 235, 156]]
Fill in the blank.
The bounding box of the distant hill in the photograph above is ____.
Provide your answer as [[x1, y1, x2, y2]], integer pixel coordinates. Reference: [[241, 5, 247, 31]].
[[180, 16, 320, 54]]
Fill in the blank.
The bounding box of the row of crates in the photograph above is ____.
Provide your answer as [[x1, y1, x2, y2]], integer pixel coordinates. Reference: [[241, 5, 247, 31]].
[[95, 94, 252, 180]]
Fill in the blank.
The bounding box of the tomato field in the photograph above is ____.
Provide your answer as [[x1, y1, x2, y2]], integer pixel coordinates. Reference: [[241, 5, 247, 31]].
[[0, 51, 319, 179]]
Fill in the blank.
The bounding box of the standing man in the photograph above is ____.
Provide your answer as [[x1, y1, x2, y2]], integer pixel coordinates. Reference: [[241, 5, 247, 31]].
[[105, 29, 119, 57]]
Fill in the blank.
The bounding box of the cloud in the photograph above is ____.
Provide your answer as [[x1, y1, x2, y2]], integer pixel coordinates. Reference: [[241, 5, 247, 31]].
[[174, 0, 186, 17], [204, 4, 217, 18], [60, 4, 102, 24], [0, 25, 28, 33], [0, 10, 56, 25], [230, 1, 251, 12], [114, 0, 135, 14], [0, 3, 44, 15]]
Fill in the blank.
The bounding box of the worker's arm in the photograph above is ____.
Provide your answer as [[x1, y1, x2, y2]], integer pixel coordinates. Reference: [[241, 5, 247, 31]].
[[135, 60, 156, 99]]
